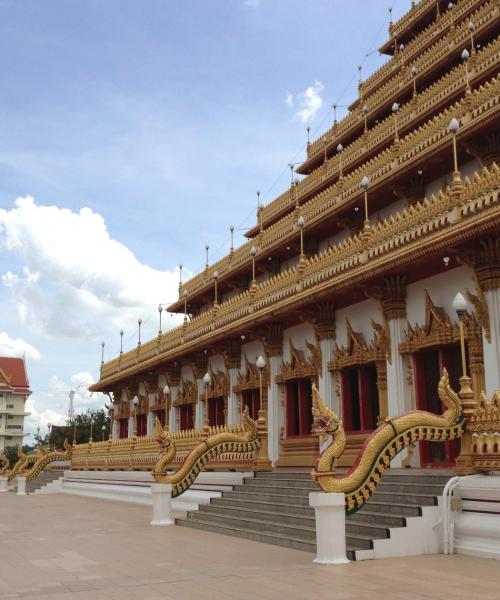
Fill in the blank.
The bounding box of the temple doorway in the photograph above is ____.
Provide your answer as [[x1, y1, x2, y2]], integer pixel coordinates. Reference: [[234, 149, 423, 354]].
[[285, 378, 313, 437], [208, 396, 225, 427], [413, 345, 461, 467], [119, 418, 128, 439], [241, 389, 260, 420], [179, 404, 194, 430], [340, 365, 380, 432]]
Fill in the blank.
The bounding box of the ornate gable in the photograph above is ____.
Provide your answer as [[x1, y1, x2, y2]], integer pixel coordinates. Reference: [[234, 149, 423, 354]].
[[329, 318, 388, 370], [399, 290, 481, 353], [234, 354, 270, 392], [276, 338, 321, 383], [173, 378, 197, 407], [206, 366, 229, 399]]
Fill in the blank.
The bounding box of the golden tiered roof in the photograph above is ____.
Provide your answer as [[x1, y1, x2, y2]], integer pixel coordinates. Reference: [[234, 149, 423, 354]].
[[91, 0, 500, 392]]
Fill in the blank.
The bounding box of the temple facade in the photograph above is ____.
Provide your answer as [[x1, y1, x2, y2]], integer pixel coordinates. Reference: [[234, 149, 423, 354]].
[[91, 0, 500, 473]]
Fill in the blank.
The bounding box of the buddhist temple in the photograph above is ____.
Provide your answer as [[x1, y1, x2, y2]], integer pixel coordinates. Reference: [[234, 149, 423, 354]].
[[90, 0, 500, 475], [3, 0, 497, 565]]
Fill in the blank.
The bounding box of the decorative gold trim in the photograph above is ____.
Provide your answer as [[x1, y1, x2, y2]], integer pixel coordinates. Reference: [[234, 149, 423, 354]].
[[173, 378, 197, 407], [234, 354, 269, 392], [276, 338, 321, 383]]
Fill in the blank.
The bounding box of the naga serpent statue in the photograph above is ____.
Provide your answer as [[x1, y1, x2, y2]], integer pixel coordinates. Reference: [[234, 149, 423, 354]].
[[19, 440, 72, 482], [311, 368, 465, 513], [0, 451, 9, 476], [153, 406, 260, 497]]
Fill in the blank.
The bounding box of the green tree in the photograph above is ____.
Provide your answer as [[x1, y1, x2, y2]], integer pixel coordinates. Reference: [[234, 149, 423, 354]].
[[49, 409, 110, 449], [3, 444, 35, 468]]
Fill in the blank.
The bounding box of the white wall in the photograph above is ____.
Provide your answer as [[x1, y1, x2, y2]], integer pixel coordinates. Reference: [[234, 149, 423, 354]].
[[282, 322, 316, 361], [335, 298, 382, 347], [406, 266, 475, 325]]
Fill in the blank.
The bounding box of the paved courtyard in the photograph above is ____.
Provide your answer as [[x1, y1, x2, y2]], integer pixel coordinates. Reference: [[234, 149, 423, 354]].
[[0, 492, 499, 599]]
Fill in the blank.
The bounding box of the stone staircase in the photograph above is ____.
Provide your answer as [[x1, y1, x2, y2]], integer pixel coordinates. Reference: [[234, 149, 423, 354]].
[[176, 470, 451, 560], [25, 471, 63, 494]]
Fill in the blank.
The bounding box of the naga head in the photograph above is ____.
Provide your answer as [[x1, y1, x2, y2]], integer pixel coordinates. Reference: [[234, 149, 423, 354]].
[[154, 416, 172, 448], [311, 383, 341, 437], [437, 368, 462, 425], [240, 406, 258, 441]]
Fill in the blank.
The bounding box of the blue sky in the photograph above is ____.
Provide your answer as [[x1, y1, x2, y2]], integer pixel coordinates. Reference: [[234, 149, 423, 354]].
[[0, 0, 407, 438]]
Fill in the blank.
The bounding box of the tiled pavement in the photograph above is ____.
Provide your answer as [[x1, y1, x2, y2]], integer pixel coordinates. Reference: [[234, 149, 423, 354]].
[[0, 492, 499, 599]]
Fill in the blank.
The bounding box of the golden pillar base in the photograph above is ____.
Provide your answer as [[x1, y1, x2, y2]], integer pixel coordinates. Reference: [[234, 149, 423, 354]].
[[454, 375, 478, 476], [253, 409, 272, 472]]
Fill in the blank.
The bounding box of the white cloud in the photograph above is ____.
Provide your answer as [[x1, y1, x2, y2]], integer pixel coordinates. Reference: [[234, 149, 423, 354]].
[[0, 197, 183, 342], [25, 371, 104, 439], [0, 331, 41, 360], [287, 80, 325, 124], [245, 0, 261, 7]]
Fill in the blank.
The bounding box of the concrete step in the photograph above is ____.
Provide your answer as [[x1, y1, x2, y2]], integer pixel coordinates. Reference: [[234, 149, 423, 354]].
[[370, 491, 438, 506], [254, 472, 311, 480], [361, 501, 422, 517], [382, 473, 451, 485], [211, 496, 314, 515], [196, 503, 389, 539], [26, 472, 63, 494], [242, 477, 317, 490], [187, 510, 316, 541], [348, 510, 407, 528], [177, 516, 321, 554], [233, 483, 314, 495], [376, 482, 445, 495], [222, 490, 311, 506]]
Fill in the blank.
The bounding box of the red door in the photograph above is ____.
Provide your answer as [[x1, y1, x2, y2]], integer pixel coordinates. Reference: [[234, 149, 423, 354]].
[[285, 379, 313, 437], [179, 405, 194, 430], [413, 346, 461, 467], [137, 414, 147, 437], [119, 419, 128, 439], [155, 410, 166, 428], [242, 390, 260, 420]]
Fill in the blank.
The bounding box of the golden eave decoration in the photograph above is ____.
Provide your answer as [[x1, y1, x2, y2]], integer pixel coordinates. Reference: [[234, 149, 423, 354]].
[[329, 319, 389, 371], [469, 390, 500, 433], [276, 338, 321, 383], [205, 367, 229, 399], [234, 354, 270, 392], [173, 378, 197, 407], [91, 76, 500, 392], [399, 290, 482, 354]]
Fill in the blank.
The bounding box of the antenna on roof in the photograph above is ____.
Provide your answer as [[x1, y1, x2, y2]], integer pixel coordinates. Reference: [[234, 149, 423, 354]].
[[68, 389, 75, 421]]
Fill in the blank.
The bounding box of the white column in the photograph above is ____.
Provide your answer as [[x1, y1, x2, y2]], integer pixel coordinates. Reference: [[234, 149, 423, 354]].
[[386, 317, 413, 416], [0, 476, 8, 492], [128, 413, 135, 438], [483, 288, 500, 398], [169, 386, 179, 432], [268, 354, 282, 465], [227, 368, 240, 425], [112, 418, 119, 440], [16, 476, 27, 496], [309, 492, 349, 565], [318, 338, 336, 410], [150, 483, 174, 526], [147, 394, 156, 435], [195, 379, 205, 429], [386, 317, 413, 468]]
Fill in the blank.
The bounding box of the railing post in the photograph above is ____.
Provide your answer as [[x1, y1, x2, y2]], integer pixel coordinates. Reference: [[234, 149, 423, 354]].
[[16, 476, 27, 496], [0, 476, 8, 492], [253, 409, 272, 471], [309, 492, 349, 564], [150, 483, 174, 526]]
